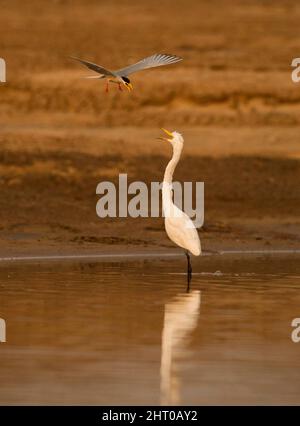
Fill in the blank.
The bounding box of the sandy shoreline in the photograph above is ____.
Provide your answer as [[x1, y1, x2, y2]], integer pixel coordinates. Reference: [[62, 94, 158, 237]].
[[0, 0, 299, 256]]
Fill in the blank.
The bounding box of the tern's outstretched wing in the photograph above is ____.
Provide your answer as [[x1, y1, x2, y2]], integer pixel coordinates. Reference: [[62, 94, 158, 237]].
[[115, 53, 182, 76], [70, 57, 116, 77]]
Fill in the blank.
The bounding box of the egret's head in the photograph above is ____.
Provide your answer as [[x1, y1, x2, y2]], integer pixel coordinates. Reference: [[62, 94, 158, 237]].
[[158, 128, 184, 148], [121, 76, 133, 91]]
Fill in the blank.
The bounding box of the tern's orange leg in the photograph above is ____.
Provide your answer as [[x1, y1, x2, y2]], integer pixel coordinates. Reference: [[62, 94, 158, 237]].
[[105, 81, 109, 93], [118, 83, 123, 92]]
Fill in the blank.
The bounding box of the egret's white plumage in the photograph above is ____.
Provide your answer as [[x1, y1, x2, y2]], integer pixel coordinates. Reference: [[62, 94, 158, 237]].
[[159, 129, 201, 278]]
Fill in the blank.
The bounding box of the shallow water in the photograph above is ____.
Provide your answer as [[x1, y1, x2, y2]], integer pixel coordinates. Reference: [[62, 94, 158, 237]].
[[0, 255, 300, 405]]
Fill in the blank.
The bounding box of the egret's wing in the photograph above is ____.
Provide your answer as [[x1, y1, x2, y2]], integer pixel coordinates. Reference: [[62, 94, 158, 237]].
[[115, 53, 182, 76], [165, 208, 201, 256], [70, 57, 116, 77]]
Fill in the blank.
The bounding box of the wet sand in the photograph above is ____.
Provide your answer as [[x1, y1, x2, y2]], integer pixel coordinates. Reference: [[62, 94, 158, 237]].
[[0, 139, 299, 257]]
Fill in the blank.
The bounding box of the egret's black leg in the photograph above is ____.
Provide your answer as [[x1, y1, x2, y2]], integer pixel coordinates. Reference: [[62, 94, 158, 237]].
[[185, 251, 192, 277], [185, 251, 192, 291]]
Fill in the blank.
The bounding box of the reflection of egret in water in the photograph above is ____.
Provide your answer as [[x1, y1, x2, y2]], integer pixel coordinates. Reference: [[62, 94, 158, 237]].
[[160, 290, 201, 405]]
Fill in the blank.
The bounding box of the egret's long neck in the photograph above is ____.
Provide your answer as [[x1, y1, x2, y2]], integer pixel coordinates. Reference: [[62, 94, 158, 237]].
[[162, 144, 183, 215], [163, 145, 182, 185]]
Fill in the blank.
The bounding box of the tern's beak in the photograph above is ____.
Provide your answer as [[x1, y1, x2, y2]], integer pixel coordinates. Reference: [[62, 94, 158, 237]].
[[125, 83, 133, 91], [157, 128, 174, 142]]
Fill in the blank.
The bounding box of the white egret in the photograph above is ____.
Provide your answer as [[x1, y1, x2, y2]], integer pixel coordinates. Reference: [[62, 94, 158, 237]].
[[159, 128, 201, 281]]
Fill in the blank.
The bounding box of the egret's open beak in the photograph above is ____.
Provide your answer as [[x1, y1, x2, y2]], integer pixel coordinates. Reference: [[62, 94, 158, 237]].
[[157, 128, 174, 142], [126, 83, 133, 92]]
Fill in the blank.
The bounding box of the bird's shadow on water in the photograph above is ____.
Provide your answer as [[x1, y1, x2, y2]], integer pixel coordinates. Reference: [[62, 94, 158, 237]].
[[158, 254, 202, 404], [160, 287, 201, 405]]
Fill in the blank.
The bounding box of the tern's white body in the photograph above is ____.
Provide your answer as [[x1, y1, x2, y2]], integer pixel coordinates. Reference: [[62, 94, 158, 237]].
[[71, 53, 182, 91]]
